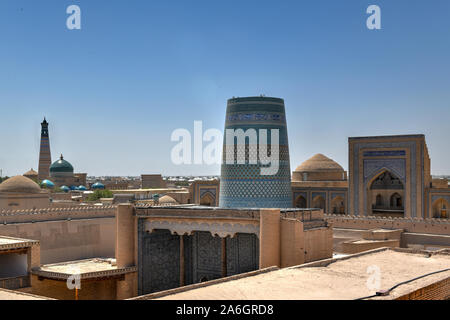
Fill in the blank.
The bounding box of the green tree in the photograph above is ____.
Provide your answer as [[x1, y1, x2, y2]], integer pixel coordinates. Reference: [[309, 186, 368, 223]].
[[86, 189, 113, 201], [0, 176, 9, 183]]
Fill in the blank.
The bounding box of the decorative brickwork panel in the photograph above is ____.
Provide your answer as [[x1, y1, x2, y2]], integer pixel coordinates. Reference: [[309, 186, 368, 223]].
[[192, 231, 223, 283], [138, 224, 259, 294], [219, 97, 292, 208], [183, 235, 193, 285], [363, 159, 406, 183], [191, 232, 259, 282], [138, 226, 180, 295], [227, 233, 259, 276]]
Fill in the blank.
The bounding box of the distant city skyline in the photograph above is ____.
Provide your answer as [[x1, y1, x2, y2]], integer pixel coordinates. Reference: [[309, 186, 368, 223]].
[[1, 0, 450, 177]]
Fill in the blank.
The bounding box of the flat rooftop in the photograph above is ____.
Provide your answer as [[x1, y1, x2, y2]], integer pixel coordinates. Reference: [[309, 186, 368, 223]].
[[135, 248, 450, 300], [32, 258, 137, 280], [0, 237, 26, 246], [135, 206, 325, 225], [0, 236, 39, 251], [135, 205, 322, 212], [0, 288, 53, 300]]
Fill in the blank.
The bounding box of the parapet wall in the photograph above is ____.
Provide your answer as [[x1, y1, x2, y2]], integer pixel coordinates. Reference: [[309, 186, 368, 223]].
[[281, 209, 324, 222], [0, 206, 116, 224], [304, 226, 333, 263], [325, 214, 450, 235], [396, 277, 450, 300], [0, 206, 117, 264]]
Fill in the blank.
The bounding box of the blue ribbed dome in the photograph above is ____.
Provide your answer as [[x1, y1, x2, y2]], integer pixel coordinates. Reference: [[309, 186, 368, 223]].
[[78, 185, 87, 191], [41, 179, 55, 188], [60, 185, 70, 192], [50, 154, 74, 174], [92, 182, 105, 190]]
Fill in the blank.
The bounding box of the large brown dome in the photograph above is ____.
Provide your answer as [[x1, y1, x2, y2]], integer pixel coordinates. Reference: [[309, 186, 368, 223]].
[[0, 175, 42, 194], [295, 154, 344, 172]]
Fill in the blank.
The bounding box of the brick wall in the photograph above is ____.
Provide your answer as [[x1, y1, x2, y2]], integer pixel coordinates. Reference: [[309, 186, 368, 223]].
[[325, 214, 450, 235], [304, 226, 333, 263], [31, 275, 117, 300], [0, 206, 116, 224], [0, 207, 117, 264], [396, 277, 450, 300]]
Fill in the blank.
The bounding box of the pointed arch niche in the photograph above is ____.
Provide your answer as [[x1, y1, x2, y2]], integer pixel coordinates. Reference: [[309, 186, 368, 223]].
[[367, 169, 405, 217], [432, 198, 449, 219], [295, 195, 307, 208]]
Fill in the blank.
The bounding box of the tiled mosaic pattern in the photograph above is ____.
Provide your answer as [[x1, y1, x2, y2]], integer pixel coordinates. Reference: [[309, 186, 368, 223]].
[[219, 97, 292, 209]]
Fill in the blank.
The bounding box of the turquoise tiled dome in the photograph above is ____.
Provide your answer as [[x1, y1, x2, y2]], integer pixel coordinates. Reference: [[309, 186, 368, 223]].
[[50, 154, 74, 174], [92, 182, 105, 190], [41, 179, 55, 189]]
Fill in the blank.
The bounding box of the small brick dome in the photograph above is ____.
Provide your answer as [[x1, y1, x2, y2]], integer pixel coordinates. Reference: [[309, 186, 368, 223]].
[[159, 195, 178, 205]]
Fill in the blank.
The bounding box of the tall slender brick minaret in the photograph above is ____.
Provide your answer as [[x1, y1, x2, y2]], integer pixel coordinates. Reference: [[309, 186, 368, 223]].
[[38, 118, 52, 181]]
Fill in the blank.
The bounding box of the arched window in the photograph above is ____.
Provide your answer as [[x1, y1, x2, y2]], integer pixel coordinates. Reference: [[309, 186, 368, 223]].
[[376, 194, 383, 207], [200, 193, 215, 206], [312, 196, 326, 210], [370, 171, 404, 190], [331, 196, 345, 214], [295, 195, 307, 208], [432, 198, 449, 218], [390, 193, 402, 208], [369, 170, 405, 216]]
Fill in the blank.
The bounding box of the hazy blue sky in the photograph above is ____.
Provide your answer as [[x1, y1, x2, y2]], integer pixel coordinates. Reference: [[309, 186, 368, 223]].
[[1, 0, 449, 177]]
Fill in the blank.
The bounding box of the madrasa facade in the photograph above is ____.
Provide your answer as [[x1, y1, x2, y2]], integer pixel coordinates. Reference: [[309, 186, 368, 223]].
[[291, 134, 450, 219]]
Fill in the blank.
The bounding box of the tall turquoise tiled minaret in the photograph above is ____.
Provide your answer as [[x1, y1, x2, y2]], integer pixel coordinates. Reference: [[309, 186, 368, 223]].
[[219, 96, 292, 208]]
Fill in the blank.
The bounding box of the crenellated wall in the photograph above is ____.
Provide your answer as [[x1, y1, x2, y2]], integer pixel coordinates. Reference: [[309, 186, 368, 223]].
[[0, 206, 116, 224], [325, 214, 450, 235]]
